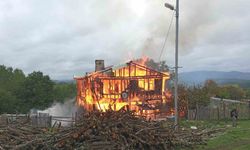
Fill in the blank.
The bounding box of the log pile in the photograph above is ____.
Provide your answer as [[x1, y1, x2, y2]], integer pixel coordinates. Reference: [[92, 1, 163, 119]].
[[0, 110, 225, 150]]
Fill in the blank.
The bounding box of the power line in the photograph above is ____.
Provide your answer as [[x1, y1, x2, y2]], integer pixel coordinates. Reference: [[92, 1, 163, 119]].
[[158, 11, 174, 61]]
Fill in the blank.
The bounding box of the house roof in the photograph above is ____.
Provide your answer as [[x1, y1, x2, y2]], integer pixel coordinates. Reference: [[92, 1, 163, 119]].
[[74, 60, 169, 79]]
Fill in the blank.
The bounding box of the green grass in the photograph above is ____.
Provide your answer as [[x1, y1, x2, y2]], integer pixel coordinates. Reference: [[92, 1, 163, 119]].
[[197, 120, 250, 150], [180, 120, 228, 129]]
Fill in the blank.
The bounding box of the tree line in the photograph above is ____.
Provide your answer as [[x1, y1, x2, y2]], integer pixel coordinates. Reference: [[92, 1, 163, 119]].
[[173, 80, 250, 118], [0, 65, 76, 114]]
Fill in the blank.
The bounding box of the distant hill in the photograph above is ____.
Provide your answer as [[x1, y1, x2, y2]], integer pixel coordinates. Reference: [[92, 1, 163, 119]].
[[53, 79, 75, 84], [179, 71, 250, 88]]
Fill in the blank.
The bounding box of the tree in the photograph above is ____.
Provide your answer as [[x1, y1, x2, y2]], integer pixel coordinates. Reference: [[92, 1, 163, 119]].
[[0, 89, 17, 113], [0, 64, 77, 114], [225, 85, 245, 100], [187, 85, 210, 120], [158, 61, 169, 72], [187, 85, 210, 108], [216, 86, 230, 99], [204, 80, 218, 97], [18, 71, 54, 112], [53, 83, 76, 103], [0, 65, 25, 92], [177, 84, 189, 118], [217, 85, 245, 100], [0, 65, 13, 90], [245, 88, 250, 99], [144, 59, 169, 72]]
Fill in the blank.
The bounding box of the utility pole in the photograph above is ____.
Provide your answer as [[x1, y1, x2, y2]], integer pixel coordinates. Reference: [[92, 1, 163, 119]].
[[165, 0, 179, 130], [174, 0, 179, 131]]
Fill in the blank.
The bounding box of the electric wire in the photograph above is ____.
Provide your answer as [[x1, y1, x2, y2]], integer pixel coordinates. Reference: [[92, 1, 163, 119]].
[[158, 11, 175, 61]]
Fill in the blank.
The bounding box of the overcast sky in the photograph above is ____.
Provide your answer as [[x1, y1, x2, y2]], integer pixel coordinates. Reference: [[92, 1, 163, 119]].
[[0, 0, 249, 80]]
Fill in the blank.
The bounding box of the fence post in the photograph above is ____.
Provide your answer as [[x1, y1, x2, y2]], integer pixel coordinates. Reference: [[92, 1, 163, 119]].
[[49, 116, 52, 127], [217, 107, 220, 120], [223, 102, 226, 120], [248, 101, 250, 119], [209, 107, 211, 120]]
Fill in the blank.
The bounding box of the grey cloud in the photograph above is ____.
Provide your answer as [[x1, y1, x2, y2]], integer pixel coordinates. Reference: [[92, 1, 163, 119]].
[[0, 0, 249, 79]]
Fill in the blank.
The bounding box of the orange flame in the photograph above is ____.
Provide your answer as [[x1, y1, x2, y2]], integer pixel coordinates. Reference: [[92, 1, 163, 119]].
[[75, 59, 174, 119]]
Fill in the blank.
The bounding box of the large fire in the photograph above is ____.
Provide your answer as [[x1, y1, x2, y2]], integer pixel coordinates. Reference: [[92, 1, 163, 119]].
[[74, 58, 172, 119]]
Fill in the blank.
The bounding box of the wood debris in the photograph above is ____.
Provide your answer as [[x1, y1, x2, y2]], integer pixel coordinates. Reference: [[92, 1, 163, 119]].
[[0, 110, 225, 150]]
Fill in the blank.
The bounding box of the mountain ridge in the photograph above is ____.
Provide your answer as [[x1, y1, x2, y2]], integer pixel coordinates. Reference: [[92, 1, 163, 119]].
[[179, 71, 250, 87]]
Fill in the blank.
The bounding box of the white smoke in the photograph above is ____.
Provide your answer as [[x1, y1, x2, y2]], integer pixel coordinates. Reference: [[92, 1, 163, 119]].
[[38, 98, 78, 117], [35, 98, 82, 126]]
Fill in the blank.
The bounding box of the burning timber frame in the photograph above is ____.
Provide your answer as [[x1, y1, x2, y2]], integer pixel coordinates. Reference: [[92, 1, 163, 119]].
[[74, 60, 171, 116]]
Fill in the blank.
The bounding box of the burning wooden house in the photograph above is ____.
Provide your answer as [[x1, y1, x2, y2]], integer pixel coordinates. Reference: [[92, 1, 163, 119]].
[[74, 59, 172, 119]]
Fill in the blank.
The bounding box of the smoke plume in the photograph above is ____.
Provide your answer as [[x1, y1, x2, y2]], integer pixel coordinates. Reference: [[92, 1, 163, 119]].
[[38, 98, 78, 117]]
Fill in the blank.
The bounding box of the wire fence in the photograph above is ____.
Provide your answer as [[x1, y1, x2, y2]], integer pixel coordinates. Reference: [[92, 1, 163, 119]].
[[188, 99, 250, 120], [0, 113, 78, 128]]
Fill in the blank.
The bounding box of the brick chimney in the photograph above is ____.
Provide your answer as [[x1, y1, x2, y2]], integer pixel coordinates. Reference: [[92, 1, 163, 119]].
[[95, 60, 105, 71]]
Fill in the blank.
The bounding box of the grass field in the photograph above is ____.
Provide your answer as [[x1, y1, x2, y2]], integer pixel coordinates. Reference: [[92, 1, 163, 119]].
[[196, 120, 250, 150]]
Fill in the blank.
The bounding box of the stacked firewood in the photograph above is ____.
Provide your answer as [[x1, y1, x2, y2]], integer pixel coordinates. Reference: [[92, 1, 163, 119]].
[[0, 110, 224, 150], [0, 123, 47, 150]]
